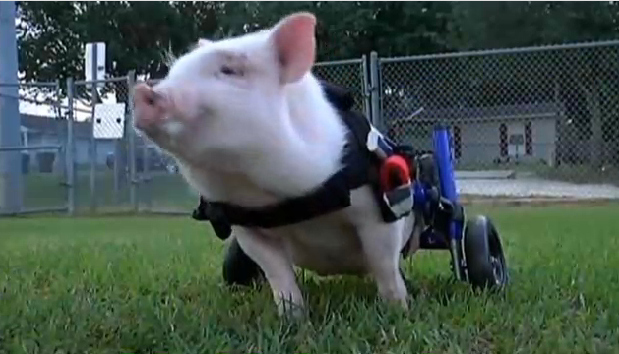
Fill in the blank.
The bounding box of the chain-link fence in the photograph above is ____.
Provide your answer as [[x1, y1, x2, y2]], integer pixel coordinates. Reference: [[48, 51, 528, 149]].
[[3, 40, 619, 217], [313, 57, 370, 119], [68, 76, 138, 213], [0, 81, 69, 215], [377, 40, 619, 200]]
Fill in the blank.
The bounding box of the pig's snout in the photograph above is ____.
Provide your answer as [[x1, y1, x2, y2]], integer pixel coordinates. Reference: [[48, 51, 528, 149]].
[[133, 83, 168, 130]]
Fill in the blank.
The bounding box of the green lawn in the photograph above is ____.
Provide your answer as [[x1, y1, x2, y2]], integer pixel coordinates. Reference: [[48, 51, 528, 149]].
[[1, 204, 619, 353]]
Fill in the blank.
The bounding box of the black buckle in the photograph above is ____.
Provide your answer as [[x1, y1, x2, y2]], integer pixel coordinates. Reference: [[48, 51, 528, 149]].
[[192, 197, 233, 240]]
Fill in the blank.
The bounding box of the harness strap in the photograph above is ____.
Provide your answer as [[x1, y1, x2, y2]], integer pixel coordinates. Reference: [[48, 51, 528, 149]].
[[207, 167, 352, 229]]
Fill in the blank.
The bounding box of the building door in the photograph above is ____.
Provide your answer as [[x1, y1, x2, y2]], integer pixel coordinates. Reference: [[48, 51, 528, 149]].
[[507, 121, 525, 158], [500, 123, 508, 157], [453, 125, 462, 159]]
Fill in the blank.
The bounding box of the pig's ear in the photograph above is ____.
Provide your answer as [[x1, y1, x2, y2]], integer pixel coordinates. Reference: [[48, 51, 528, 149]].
[[270, 12, 317, 84]]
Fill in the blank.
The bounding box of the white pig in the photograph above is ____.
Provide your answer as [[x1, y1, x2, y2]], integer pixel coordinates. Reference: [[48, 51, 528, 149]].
[[132, 12, 420, 318]]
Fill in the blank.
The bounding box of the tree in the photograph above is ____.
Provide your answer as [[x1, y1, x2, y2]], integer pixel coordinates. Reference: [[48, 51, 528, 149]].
[[16, 1, 458, 84], [17, 2, 221, 87]]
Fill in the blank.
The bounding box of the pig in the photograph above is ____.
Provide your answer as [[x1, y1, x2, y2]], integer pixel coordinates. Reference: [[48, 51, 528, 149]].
[[132, 12, 421, 318]]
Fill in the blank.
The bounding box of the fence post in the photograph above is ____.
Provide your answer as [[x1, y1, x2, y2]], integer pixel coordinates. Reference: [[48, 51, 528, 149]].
[[66, 77, 75, 215], [54, 79, 65, 180], [145, 138, 153, 212], [0, 1, 23, 215], [369, 51, 382, 131], [88, 54, 97, 213], [360, 54, 372, 121], [127, 70, 138, 213]]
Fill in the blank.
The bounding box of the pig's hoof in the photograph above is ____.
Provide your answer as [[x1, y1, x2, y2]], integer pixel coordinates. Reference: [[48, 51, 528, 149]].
[[400, 267, 416, 293], [222, 237, 265, 288], [278, 301, 307, 321]]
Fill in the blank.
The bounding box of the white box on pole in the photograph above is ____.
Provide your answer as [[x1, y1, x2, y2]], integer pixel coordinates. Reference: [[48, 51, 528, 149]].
[[93, 103, 126, 140]]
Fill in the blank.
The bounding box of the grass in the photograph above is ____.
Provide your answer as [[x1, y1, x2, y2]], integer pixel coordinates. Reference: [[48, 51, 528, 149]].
[[1, 204, 619, 353]]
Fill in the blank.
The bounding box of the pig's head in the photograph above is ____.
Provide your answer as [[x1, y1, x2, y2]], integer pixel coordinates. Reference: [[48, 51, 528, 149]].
[[134, 12, 331, 160], [133, 12, 347, 200]]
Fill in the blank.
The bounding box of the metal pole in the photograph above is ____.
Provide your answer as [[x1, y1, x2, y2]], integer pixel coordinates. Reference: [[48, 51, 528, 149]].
[[433, 126, 463, 281], [66, 77, 75, 215], [145, 143, 152, 211], [54, 79, 65, 179], [360, 54, 371, 121], [113, 137, 121, 204], [89, 45, 97, 213], [113, 73, 128, 206], [369, 51, 381, 131], [0, 1, 23, 214], [127, 70, 138, 212]]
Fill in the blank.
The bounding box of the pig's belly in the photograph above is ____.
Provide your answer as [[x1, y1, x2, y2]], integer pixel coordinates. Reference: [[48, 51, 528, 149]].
[[265, 212, 367, 276]]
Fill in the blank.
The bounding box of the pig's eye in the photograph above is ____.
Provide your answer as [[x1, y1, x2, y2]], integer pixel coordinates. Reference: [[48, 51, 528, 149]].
[[220, 65, 239, 76]]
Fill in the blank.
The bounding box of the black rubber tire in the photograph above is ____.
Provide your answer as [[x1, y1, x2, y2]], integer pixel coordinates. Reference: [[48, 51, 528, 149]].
[[222, 237, 265, 287], [463, 215, 509, 290]]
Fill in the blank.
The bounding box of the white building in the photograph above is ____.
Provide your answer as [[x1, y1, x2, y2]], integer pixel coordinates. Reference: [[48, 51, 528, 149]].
[[386, 103, 564, 167]]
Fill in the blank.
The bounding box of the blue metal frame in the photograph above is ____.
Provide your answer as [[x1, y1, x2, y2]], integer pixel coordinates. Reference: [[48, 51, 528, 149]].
[[378, 123, 509, 283], [375, 123, 467, 278], [433, 125, 466, 280], [413, 181, 450, 250], [392, 124, 466, 279], [433, 125, 464, 242], [407, 125, 463, 251]]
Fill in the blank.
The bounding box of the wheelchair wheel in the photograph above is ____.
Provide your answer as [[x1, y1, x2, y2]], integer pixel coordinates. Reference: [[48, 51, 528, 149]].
[[463, 215, 509, 290]]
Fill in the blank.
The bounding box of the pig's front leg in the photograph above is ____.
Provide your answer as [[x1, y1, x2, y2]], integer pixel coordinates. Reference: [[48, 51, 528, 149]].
[[357, 220, 409, 309], [233, 227, 305, 318]]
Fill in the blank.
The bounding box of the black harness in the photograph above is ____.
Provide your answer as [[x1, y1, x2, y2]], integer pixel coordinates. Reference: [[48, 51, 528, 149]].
[[192, 81, 409, 240]]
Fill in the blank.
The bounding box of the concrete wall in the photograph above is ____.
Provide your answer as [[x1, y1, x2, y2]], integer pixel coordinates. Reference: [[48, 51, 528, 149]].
[[459, 121, 501, 165], [531, 118, 557, 165], [388, 117, 557, 167], [457, 118, 557, 166]]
